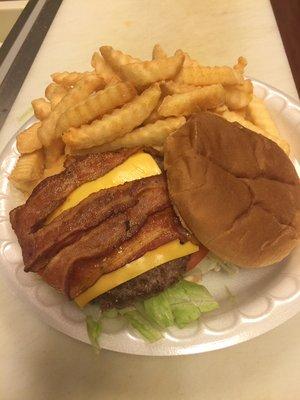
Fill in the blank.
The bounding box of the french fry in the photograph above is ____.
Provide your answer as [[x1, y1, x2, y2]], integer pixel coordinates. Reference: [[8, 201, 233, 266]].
[[9, 150, 45, 193], [51, 71, 86, 88], [158, 84, 225, 117], [91, 52, 121, 84], [44, 139, 65, 168], [161, 80, 197, 95], [176, 65, 243, 86], [119, 54, 184, 89], [55, 81, 136, 136], [221, 110, 289, 154], [213, 105, 228, 115], [31, 98, 51, 120], [174, 49, 199, 67], [38, 74, 105, 148], [63, 83, 161, 150], [234, 107, 247, 118], [152, 44, 167, 60], [246, 96, 280, 138], [45, 83, 68, 109], [97, 117, 186, 152], [233, 56, 247, 74], [143, 97, 165, 124], [16, 122, 42, 154], [100, 46, 141, 73], [225, 80, 253, 110], [43, 155, 65, 178]]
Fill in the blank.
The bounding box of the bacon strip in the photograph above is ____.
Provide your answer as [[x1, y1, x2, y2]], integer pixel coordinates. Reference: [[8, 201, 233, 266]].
[[40, 180, 170, 296], [68, 208, 187, 298], [10, 147, 139, 238], [23, 175, 165, 272]]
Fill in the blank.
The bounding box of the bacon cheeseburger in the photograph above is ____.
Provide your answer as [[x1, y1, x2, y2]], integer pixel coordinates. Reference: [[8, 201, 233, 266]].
[[10, 148, 203, 309]]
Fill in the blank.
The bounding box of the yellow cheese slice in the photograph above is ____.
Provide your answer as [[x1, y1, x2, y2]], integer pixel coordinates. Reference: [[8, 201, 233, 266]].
[[47, 152, 161, 223], [75, 239, 199, 308]]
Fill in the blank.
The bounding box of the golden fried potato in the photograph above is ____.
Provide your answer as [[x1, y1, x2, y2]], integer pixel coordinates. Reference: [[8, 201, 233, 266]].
[[9, 150, 45, 193], [31, 98, 51, 120], [221, 110, 289, 154], [119, 54, 184, 89], [158, 84, 225, 117], [143, 96, 165, 124], [233, 56, 248, 74], [161, 80, 197, 95], [246, 96, 280, 138], [55, 81, 136, 136], [174, 49, 199, 67], [51, 71, 86, 88], [100, 46, 141, 73], [97, 117, 186, 152], [91, 52, 121, 84], [43, 155, 65, 178], [152, 44, 167, 60], [176, 65, 243, 86], [63, 83, 161, 150], [45, 83, 68, 109], [16, 122, 42, 154], [225, 80, 253, 110], [38, 74, 105, 148]]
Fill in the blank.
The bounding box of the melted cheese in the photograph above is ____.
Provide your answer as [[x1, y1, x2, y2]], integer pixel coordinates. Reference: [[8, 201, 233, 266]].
[[47, 152, 161, 223], [75, 240, 199, 308]]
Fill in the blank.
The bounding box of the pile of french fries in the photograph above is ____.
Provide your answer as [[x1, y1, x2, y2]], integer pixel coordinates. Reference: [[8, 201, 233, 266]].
[[9, 44, 289, 194]]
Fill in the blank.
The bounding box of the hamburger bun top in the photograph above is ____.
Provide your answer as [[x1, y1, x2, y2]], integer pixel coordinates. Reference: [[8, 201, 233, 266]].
[[164, 112, 300, 267]]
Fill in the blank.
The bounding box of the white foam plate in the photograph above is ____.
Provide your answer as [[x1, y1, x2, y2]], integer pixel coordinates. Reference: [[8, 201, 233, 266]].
[[0, 79, 300, 356]]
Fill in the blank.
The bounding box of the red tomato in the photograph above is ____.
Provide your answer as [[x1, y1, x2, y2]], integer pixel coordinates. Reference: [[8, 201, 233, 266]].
[[186, 244, 208, 271]]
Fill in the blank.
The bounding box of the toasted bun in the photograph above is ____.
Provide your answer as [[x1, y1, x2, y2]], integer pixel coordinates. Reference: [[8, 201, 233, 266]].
[[164, 112, 300, 267]]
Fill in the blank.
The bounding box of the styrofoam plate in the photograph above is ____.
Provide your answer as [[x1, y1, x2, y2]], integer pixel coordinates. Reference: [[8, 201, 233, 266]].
[[0, 78, 300, 355]]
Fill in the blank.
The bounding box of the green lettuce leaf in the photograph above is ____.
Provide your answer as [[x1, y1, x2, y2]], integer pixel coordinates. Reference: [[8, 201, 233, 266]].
[[144, 292, 174, 328], [171, 302, 201, 328], [86, 315, 101, 353], [123, 310, 162, 342], [180, 280, 219, 312]]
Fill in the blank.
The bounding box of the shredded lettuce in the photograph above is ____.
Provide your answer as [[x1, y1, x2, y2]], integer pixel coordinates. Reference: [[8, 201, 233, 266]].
[[85, 280, 219, 344], [144, 292, 174, 328], [86, 315, 101, 353], [123, 310, 162, 342], [171, 302, 201, 328]]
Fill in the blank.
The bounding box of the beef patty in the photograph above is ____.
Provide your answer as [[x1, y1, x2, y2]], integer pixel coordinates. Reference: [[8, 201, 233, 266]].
[[97, 256, 187, 310]]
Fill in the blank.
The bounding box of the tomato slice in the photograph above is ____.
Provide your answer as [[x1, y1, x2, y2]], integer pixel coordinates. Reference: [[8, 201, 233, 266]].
[[186, 244, 208, 271]]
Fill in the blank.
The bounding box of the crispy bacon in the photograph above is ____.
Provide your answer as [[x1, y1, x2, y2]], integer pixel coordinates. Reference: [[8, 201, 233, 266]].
[[40, 180, 170, 296], [23, 175, 165, 272], [68, 208, 187, 298]]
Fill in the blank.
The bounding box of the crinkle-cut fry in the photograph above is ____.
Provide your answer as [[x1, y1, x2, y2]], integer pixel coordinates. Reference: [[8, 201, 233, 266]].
[[161, 80, 197, 95], [119, 54, 184, 89], [51, 71, 86, 88], [225, 82, 253, 110], [31, 98, 51, 120], [63, 83, 161, 150], [43, 155, 65, 179], [176, 65, 243, 86], [212, 104, 228, 115], [16, 122, 42, 154], [246, 95, 280, 138], [152, 44, 167, 60], [100, 46, 141, 73], [234, 107, 247, 118], [9, 150, 45, 193], [158, 84, 225, 117], [174, 49, 199, 67], [55, 81, 136, 136], [221, 110, 289, 154], [45, 83, 68, 109], [143, 97, 165, 124], [91, 52, 121, 84], [44, 139, 65, 168], [97, 117, 186, 152], [233, 56, 248, 74], [38, 74, 105, 147]]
